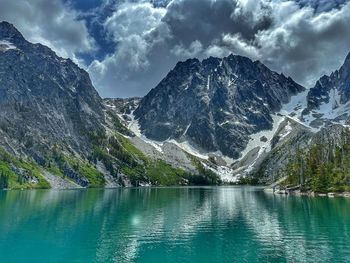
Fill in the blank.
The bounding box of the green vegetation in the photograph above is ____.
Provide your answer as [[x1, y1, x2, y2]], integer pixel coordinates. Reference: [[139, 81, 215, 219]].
[[146, 159, 189, 185], [65, 156, 105, 187], [0, 148, 50, 189], [115, 133, 190, 186], [90, 131, 206, 186], [237, 176, 259, 185], [283, 142, 350, 193], [0, 122, 222, 189], [0, 162, 9, 189], [186, 154, 222, 185], [48, 148, 105, 188]]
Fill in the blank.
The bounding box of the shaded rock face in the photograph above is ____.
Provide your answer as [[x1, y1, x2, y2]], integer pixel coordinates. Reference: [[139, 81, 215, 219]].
[[305, 52, 350, 113], [0, 22, 104, 156], [134, 55, 304, 158]]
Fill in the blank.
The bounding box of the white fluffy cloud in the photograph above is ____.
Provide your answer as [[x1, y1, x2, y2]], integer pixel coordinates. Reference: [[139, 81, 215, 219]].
[[0, 0, 95, 64], [88, 1, 169, 97]]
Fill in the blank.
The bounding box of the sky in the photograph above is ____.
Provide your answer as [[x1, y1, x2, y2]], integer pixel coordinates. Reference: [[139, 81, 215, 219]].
[[0, 0, 350, 98]]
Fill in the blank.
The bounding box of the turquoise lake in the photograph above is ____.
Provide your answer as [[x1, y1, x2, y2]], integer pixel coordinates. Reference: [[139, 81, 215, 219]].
[[0, 187, 349, 262]]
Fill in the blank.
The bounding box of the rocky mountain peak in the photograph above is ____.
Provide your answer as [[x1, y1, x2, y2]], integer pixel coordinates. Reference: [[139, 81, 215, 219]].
[[340, 51, 350, 75], [134, 53, 304, 158], [0, 22, 104, 159], [0, 21, 25, 43], [303, 50, 350, 128], [345, 51, 350, 63]]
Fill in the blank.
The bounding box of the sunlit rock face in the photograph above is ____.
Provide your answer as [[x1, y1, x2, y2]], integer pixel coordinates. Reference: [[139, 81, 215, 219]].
[[0, 21, 104, 158], [134, 54, 304, 158]]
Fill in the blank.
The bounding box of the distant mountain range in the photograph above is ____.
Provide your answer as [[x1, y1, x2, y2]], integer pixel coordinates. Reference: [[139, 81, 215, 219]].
[[1, 21, 350, 193]]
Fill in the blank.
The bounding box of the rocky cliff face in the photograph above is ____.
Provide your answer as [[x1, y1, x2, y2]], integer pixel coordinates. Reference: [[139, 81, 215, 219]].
[[302, 52, 350, 128], [0, 22, 220, 189], [134, 55, 304, 159], [0, 21, 104, 160], [131, 50, 350, 186], [2, 20, 350, 189]]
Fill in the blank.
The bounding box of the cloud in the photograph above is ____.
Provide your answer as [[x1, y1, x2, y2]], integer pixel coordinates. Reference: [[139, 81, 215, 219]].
[[88, 0, 350, 97], [0, 0, 95, 65], [3, 0, 349, 98], [253, 0, 350, 86], [88, 0, 274, 97], [88, 1, 169, 97], [295, 0, 348, 12]]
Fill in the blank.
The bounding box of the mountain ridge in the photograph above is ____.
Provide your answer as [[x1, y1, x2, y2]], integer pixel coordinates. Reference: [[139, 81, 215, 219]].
[[0, 21, 221, 189], [1, 21, 350, 191], [134, 53, 304, 159]]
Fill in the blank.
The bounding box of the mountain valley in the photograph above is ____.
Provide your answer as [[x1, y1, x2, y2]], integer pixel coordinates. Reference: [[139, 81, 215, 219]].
[[1, 21, 350, 193]]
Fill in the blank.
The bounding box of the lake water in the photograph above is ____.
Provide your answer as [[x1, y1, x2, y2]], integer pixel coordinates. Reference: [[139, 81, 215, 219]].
[[0, 187, 349, 262]]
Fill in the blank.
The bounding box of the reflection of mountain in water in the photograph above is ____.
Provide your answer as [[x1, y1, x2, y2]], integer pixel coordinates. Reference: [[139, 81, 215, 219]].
[[0, 188, 349, 262]]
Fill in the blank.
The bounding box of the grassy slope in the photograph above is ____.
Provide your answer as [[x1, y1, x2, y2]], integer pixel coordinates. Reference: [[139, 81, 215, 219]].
[[0, 149, 50, 189], [0, 128, 221, 189], [111, 134, 190, 186]]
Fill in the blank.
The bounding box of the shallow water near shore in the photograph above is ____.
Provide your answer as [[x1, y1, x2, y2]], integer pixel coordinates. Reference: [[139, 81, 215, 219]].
[[0, 186, 349, 262]]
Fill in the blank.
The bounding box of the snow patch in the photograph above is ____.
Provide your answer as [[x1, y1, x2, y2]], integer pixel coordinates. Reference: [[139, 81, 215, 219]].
[[316, 88, 344, 119], [127, 112, 213, 159], [182, 122, 191, 136], [0, 40, 16, 51], [239, 114, 284, 160], [280, 89, 308, 118], [279, 121, 293, 139], [207, 75, 211, 91], [127, 112, 164, 153], [302, 88, 350, 130], [203, 163, 239, 183]]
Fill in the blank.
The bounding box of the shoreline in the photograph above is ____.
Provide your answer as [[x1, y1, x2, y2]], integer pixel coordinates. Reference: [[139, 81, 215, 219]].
[[0, 184, 260, 191], [264, 187, 350, 198]]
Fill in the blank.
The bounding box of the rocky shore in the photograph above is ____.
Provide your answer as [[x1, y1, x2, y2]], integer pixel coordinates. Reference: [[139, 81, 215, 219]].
[[265, 186, 350, 197]]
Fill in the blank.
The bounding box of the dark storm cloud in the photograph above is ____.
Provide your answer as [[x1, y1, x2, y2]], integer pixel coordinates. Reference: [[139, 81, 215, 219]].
[[254, 0, 350, 87], [295, 0, 348, 12], [163, 0, 272, 44]]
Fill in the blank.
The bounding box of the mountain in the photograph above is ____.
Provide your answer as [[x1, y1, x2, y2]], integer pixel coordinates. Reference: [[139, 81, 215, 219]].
[[1, 21, 350, 192], [129, 50, 350, 192], [302, 52, 350, 128], [0, 21, 104, 159], [254, 53, 350, 193], [0, 22, 216, 189], [134, 55, 304, 159]]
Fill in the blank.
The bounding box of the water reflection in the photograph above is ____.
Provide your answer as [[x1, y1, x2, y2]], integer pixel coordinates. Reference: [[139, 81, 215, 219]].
[[0, 187, 349, 263]]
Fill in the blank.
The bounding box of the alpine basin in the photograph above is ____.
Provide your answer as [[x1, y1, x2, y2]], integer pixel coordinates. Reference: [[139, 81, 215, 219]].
[[0, 187, 349, 262]]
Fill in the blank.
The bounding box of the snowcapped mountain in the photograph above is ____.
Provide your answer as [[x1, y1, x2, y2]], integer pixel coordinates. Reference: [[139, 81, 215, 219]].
[[302, 52, 350, 128], [134, 55, 304, 160], [2, 20, 350, 187], [115, 50, 350, 183], [254, 52, 350, 183]]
